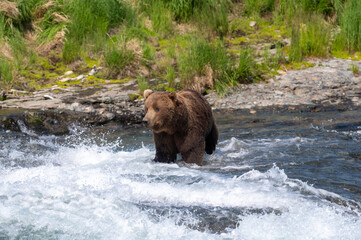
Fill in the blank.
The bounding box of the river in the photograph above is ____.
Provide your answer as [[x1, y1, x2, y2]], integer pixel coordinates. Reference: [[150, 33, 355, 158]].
[[0, 109, 360, 239]]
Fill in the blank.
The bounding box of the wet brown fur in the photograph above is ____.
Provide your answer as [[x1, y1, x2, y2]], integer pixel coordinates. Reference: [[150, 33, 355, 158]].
[[143, 89, 218, 165]]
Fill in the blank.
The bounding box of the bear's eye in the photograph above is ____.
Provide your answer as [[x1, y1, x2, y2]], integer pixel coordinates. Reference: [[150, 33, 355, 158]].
[[155, 107, 160, 112]]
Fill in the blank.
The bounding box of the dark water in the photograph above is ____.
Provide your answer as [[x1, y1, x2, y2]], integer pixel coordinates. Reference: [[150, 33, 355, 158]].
[[0, 109, 360, 239]]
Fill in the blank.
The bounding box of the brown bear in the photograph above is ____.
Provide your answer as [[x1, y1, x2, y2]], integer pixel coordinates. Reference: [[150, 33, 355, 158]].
[[143, 89, 218, 165]]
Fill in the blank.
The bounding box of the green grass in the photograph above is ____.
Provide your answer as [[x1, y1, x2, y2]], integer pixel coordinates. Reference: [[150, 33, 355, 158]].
[[289, 13, 330, 61], [140, 0, 229, 36], [276, 0, 336, 22], [235, 48, 261, 83], [337, 0, 361, 52], [166, 65, 176, 89], [350, 63, 359, 75], [0, 0, 360, 93], [244, 0, 276, 17], [104, 45, 134, 77], [149, 0, 173, 37], [0, 58, 14, 85], [62, 0, 135, 62], [137, 75, 149, 93], [178, 38, 229, 85], [300, 14, 330, 57], [142, 43, 156, 66]]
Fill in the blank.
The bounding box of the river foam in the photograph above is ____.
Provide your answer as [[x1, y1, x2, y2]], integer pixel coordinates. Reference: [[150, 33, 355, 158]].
[[0, 132, 360, 239]]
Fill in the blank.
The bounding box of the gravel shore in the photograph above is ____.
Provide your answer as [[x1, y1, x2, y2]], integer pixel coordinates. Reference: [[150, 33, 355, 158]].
[[1, 58, 361, 134]]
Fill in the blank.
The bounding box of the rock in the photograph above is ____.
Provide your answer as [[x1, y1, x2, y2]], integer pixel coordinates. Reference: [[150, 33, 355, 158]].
[[64, 71, 74, 76], [43, 94, 54, 100], [88, 65, 98, 76], [70, 102, 82, 111], [249, 21, 257, 27], [59, 77, 72, 82], [105, 112, 115, 120], [0, 90, 6, 100], [75, 75, 85, 81]]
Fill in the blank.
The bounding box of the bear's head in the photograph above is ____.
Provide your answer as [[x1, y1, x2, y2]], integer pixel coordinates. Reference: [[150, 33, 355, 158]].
[[143, 89, 178, 134]]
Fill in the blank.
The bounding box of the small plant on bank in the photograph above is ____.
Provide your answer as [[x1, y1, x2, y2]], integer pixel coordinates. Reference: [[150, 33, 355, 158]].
[[289, 14, 331, 62], [178, 38, 229, 85], [350, 63, 359, 76], [300, 14, 330, 58], [149, 0, 173, 37], [0, 58, 13, 86], [105, 45, 134, 78], [166, 65, 176, 89], [337, 0, 361, 52], [137, 75, 149, 94], [142, 43, 156, 66]]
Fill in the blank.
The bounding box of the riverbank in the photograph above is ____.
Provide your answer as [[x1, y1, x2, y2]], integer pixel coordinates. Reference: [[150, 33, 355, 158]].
[[1, 58, 361, 135]]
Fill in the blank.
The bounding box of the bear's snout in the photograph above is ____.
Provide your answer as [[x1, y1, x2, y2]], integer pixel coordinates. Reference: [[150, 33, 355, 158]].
[[142, 116, 149, 126]]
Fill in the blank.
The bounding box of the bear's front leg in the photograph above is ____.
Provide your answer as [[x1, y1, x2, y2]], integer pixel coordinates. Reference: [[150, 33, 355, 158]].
[[153, 132, 177, 163], [181, 141, 205, 165]]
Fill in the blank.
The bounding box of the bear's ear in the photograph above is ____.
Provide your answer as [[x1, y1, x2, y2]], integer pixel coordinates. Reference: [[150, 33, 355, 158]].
[[168, 92, 177, 102], [143, 89, 153, 99]]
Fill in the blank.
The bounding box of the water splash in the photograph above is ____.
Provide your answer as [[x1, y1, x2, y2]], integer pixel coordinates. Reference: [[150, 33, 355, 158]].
[[0, 130, 360, 239]]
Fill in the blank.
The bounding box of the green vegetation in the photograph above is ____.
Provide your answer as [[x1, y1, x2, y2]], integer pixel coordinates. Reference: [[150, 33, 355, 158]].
[[350, 63, 359, 75], [105, 44, 134, 78], [0, 0, 360, 95], [137, 75, 149, 94], [178, 38, 229, 85], [0, 58, 13, 84], [337, 0, 361, 52]]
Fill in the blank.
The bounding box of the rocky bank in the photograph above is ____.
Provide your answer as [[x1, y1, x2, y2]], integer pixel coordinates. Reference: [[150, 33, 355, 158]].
[[1, 58, 361, 135]]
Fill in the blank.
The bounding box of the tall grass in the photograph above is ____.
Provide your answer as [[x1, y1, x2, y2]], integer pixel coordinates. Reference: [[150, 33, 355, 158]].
[[178, 38, 261, 94], [276, 0, 335, 22], [0, 58, 13, 85], [289, 14, 330, 61], [337, 0, 361, 52], [149, 0, 173, 36], [63, 0, 135, 62], [137, 75, 149, 93], [301, 14, 330, 57], [166, 65, 176, 89], [244, 0, 276, 17], [140, 0, 229, 35], [104, 44, 134, 77], [235, 48, 261, 83], [178, 38, 229, 84]]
